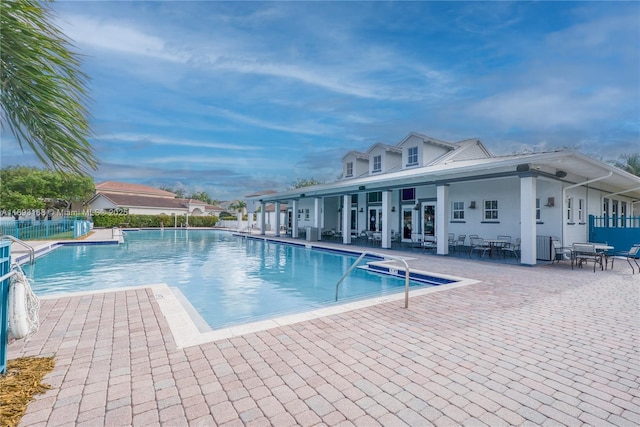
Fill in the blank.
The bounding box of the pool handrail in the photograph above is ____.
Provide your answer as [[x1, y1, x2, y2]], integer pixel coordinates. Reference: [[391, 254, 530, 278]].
[[1, 235, 34, 265], [335, 251, 411, 308]]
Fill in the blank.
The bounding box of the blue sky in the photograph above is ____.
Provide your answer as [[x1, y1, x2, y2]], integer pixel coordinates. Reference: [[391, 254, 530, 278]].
[[1, 1, 638, 201]]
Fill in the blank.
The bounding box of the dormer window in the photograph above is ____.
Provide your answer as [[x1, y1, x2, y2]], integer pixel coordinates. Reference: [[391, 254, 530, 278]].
[[407, 146, 418, 166], [373, 155, 382, 172], [346, 162, 353, 177]]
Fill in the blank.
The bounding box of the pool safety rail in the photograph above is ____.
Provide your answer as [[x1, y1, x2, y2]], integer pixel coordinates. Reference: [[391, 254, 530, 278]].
[[335, 251, 411, 308], [1, 235, 35, 265]]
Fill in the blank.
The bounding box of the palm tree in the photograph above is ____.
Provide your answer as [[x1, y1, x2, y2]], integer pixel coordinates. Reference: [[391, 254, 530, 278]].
[[610, 153, 640, 177], [0, 0, 97, 173], [229, 200, 247, 214]]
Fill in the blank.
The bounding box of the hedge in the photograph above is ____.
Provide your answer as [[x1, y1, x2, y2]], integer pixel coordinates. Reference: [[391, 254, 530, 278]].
[[91, 213, 218, 228]]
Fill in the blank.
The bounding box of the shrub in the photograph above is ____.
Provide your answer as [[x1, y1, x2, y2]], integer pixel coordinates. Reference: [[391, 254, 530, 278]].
[[91, 213, 218, 228]]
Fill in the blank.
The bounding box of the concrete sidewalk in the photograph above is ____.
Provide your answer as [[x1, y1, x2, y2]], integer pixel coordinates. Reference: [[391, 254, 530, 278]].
[[7, 231, 640, 426]]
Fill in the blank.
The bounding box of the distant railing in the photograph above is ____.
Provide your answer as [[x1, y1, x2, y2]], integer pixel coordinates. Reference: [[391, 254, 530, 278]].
[[590, 215, 640, 228], [0, 219, 91, 240]]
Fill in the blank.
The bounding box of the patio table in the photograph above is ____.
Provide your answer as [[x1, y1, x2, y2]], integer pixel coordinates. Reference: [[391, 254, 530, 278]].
[[485, 239, 510, 258]]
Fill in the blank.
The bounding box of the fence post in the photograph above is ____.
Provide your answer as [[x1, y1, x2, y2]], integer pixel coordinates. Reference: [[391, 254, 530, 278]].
[[1, 240, 11, 374]]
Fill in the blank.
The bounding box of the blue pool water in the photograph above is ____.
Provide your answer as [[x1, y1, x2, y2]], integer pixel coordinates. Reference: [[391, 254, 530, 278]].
[[23, 230, 440, 329]]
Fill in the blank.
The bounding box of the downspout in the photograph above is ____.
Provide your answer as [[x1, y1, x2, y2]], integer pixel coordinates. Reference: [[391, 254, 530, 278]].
[[561, 172, 612, 245]]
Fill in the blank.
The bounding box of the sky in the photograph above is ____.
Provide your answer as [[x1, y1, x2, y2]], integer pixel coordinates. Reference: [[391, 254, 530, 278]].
[[1, 1, 639, 202]]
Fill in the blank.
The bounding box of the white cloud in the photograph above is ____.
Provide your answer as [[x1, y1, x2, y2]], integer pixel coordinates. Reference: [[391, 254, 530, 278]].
[[57, 14, 190, 63], [97, 133, 261, 151]]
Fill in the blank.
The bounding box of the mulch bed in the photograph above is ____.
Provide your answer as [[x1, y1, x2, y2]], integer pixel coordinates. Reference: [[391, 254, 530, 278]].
[[0, 357, 55, 427]]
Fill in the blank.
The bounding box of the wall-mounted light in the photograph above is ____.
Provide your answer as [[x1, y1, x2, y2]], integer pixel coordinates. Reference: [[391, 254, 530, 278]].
[[391, 206, 396, 212], [358, 185, 366, 191], [516, 164, 530, 172], [337, 207, 342, 212], [359, 208, 364, 213], [468, 201, 476, 209], [545, 197, 555, 207], [555, 170, 567, 178], [300, 193, 305, 198], [414, 204, 420, 210]]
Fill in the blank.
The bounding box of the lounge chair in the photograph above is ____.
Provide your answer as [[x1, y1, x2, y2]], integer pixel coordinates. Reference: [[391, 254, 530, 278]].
[[608, 245, 640, 274]]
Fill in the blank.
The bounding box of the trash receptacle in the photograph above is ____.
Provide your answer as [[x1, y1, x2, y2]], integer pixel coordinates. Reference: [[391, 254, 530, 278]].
[[306, 227, 318, 241]]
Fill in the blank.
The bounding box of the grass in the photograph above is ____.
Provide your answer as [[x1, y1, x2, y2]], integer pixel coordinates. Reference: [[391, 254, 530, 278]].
[[0, 357, 55, 427]]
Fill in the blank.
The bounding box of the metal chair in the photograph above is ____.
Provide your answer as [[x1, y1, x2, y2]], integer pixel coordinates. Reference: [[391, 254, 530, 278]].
[[469, 237, 491, 258], [502, 237, 521, 260], [572, 243, 604, 272], [551, 240, 572, 266], [609, 245, 640, 274]]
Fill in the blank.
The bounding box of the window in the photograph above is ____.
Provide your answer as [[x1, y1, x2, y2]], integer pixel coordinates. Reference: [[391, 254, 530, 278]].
[[346, 162, 353, 177], [367, 191, 382, 203], [373, 155, 382, 172], [567, 197, 573, 222], [401, 188, 415, 202], [483, 200, 498, 220], [304, 209, 310, 220], [351, 194, 358, 205], [603, 198, 609, 217], [407, 147, 418, 165], [536, 198, 541, 220], [452, 201, 465, 220], [578, 199, 584, 223]]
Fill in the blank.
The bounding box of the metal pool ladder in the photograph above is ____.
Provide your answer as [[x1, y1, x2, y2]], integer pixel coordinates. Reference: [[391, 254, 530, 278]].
[[335, 251, 411, 308], [1, 235, 35, 265]]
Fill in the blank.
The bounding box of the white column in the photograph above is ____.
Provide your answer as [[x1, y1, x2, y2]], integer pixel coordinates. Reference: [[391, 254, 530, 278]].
[[520, 175, 537, 265], [314, 198, 322, 240], [381, 190, 392, 249], [260, 202, 266, 235], [342, 195, 351, 244], [274, 202, 281, 237], [292, 200, 299, 238], [436, 184, 449, 255]]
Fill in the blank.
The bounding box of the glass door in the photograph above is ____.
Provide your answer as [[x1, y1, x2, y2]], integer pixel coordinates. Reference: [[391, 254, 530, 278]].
[[423, 203, 436, 238], [368, 208, 382, 232], [402, 206, 417, 241]]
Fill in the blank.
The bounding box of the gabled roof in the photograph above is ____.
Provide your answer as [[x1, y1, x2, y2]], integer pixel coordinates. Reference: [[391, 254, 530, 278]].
[[396, 132, 458, 150], [430, 138, 493, 165], [342, 150, 368, 161], [90, 193, 189, 210], [366, 143, 402, 154], [95, 181, 176, 198]]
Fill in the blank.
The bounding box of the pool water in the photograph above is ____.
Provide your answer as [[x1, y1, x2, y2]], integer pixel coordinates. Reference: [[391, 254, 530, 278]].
[[23, 230, 435, 329]]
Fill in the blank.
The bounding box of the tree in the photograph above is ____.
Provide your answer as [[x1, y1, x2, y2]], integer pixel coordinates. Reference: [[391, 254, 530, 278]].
[[610, 153, 640, 177], [290, 177, 323, 189], [0, 0, 97, 173], [229, 200, 247, 213], [0, 166, 94, 212]]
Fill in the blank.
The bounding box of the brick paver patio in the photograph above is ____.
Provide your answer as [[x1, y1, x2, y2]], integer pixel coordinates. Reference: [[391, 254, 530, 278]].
[[7, 233, 640, 426]]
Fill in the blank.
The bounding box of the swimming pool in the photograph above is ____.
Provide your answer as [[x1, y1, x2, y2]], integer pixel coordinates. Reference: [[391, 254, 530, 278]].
[[22, 230, 452, 329]]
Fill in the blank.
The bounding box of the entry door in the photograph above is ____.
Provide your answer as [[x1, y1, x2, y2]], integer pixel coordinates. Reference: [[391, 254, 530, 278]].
[[402, 206, 417, 241], [368, 208, 382, 232], [422, 203, 436, 238]]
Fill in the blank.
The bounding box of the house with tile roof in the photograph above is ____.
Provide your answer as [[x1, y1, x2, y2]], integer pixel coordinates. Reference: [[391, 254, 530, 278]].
[[87, 181, 223, 216], [249, 132, 640, 265]]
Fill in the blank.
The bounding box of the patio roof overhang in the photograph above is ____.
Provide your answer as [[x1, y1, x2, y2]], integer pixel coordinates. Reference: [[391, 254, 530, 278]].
[[251, 151, 640, 203]]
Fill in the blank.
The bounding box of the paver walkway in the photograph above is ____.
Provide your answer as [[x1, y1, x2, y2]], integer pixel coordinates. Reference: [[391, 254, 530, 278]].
[[7, 231, 640, 426]]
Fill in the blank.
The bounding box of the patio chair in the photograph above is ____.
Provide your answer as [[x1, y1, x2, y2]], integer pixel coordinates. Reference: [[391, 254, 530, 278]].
[[469, 237, 491, 258], [572, 243, 604, 272], [608, 244, 640, 274], [422, 236, 437, 252], [551, 239, 572, 266], [501, 237, 521, 260], [453, 234, 466, 252]]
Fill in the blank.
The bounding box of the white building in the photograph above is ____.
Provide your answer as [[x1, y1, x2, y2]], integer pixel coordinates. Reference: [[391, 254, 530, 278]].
[[87, 181, 222, 216], [249, 132, 640, 266]]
